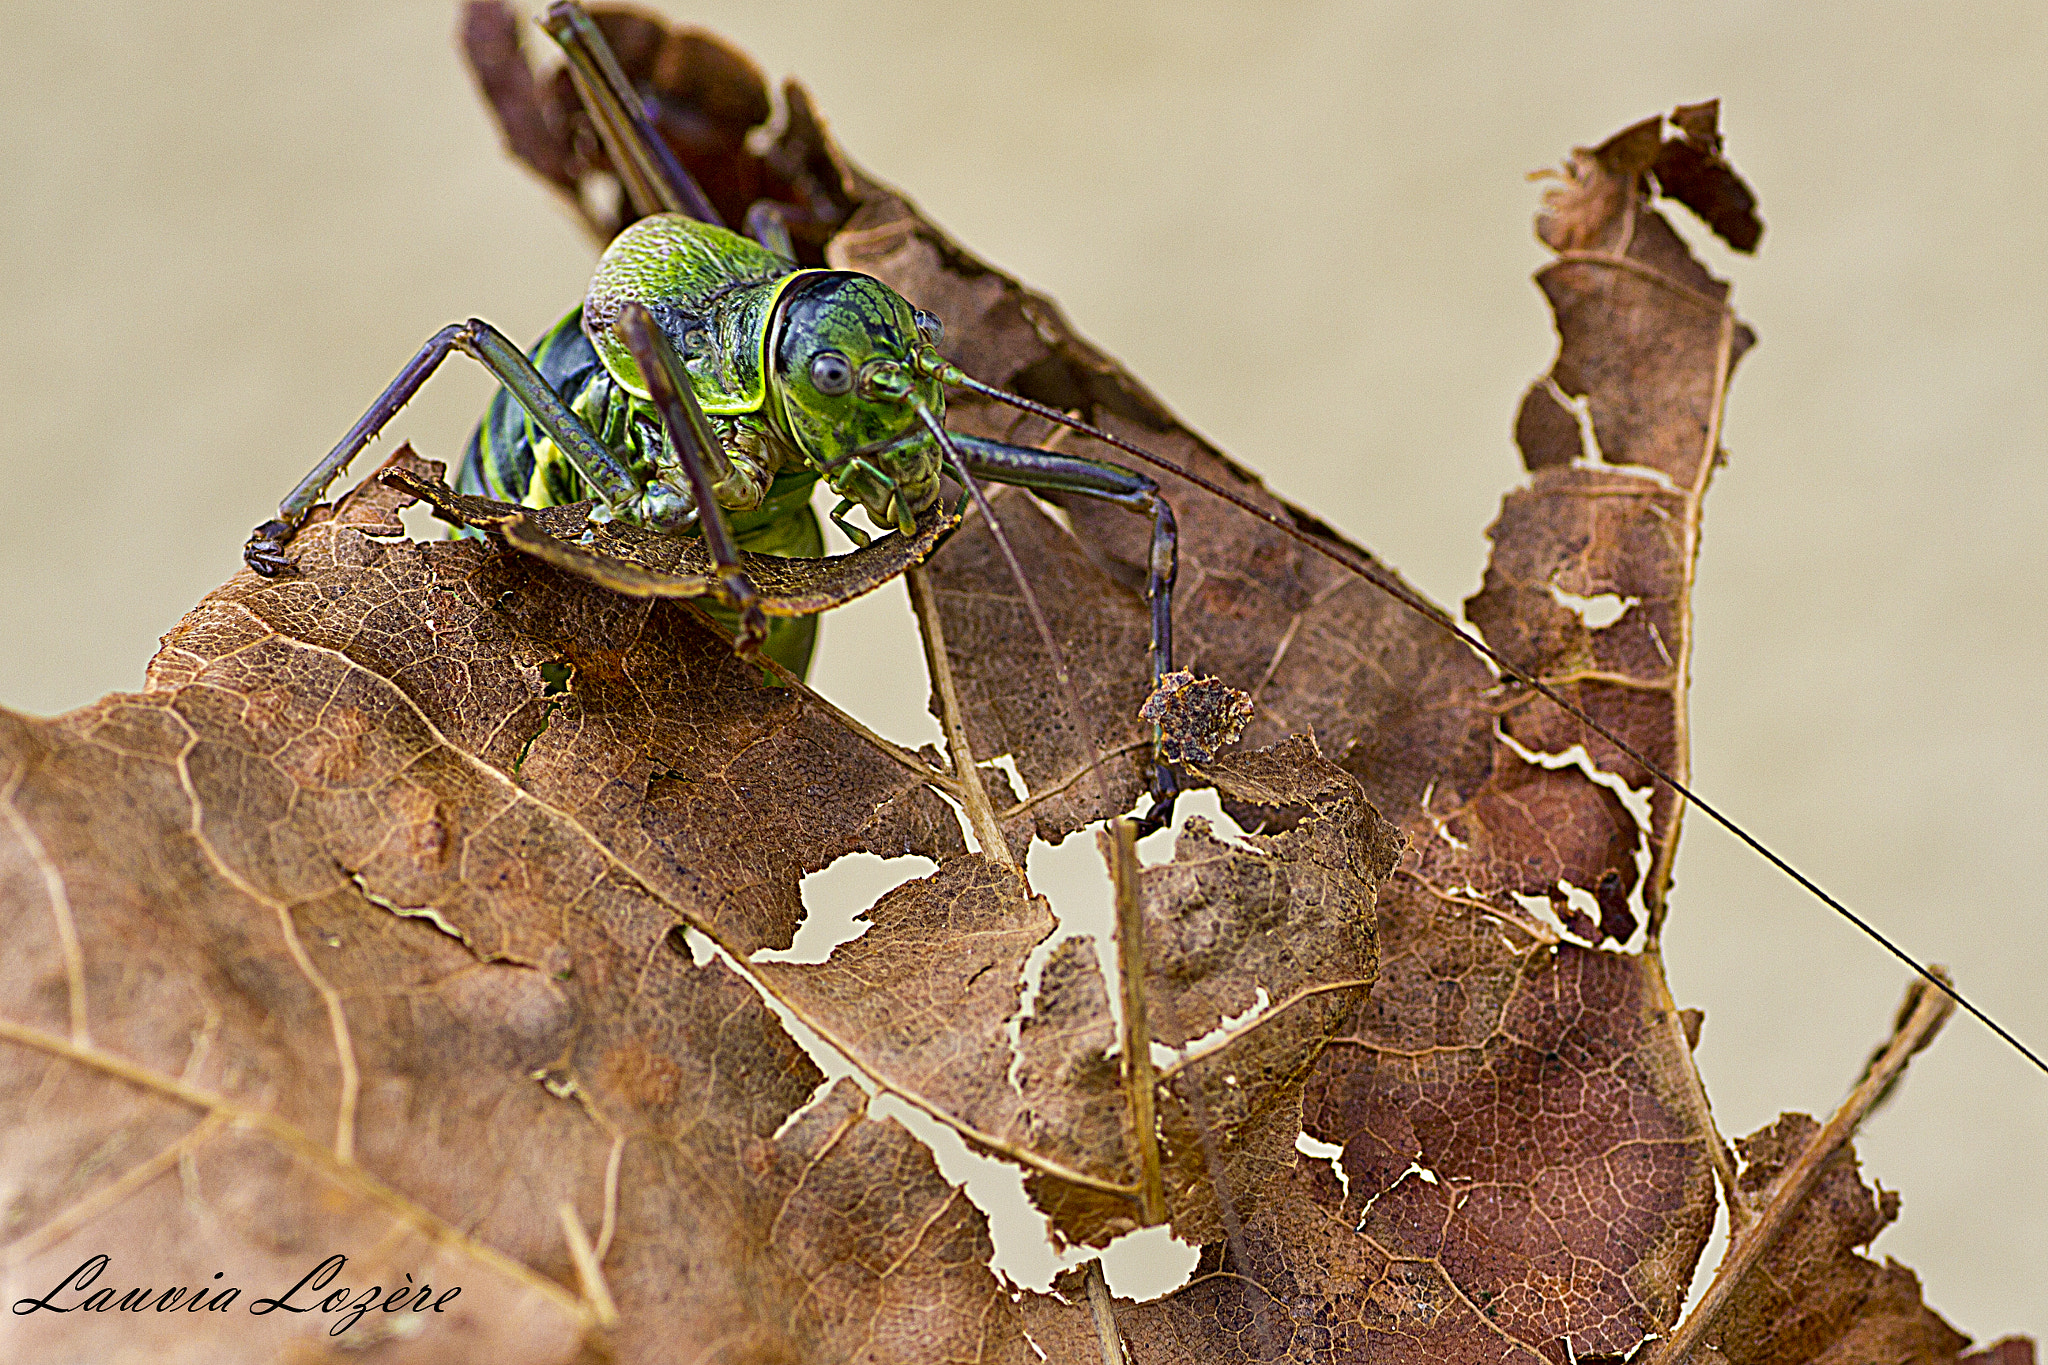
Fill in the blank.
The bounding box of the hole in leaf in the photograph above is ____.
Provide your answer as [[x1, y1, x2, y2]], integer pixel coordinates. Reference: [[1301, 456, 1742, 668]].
[[1100, 1223, 1199, 1301], [1548, 583, 1633, 629], [1297, 1130, 1350, 1201], [757, 852, 938, 965]]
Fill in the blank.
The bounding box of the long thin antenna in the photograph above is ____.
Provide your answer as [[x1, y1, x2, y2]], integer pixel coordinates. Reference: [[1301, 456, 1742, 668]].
[[948, 372, 2048, 1079]]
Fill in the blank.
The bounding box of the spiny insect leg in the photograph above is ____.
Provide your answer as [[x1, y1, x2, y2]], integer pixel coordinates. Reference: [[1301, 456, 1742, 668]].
[[538, 2, 722, 225]]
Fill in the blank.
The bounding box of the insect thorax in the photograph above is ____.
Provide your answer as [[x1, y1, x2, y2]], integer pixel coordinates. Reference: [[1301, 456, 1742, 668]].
[[471, 215, 954, 538]]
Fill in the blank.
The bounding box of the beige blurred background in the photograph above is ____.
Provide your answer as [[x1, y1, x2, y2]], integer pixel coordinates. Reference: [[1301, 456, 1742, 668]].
[[3, 0, 2043, 1338]]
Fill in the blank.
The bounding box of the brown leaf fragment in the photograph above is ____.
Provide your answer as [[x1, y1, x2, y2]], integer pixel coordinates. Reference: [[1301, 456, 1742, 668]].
[[1537, 103, 1762, 256], [1656, 979, 2026, 1365], [757, 739, 1398, 1251], [763, 1080, 1037, 1365], [1140, 670, 1254, 767], [1653, 100, 1765, 253], [1468, 465, 1687, 854], [1514, 379, 1587, 469], [1469, 468, 1685, 698], [1015, 936, 1137, 1241], [1701, 1115, 1973, 1365], [1532, 224, 1747, 483], [1500, 107, 1762, 929], [1411, 748, 1643, 947], [755, 856, 1065, 1158]]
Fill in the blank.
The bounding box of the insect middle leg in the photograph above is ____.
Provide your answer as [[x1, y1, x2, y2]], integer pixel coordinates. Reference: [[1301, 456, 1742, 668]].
[[611, 303, 771, 655], [243, 318, 676, 576], [946, 433, 1182, 831]]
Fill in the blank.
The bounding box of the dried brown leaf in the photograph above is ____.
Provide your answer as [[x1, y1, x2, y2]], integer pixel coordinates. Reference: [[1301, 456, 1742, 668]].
[[758, 737, 1398, 1251], [1711, 1114, 1972, 1365], [2, 465, 1031, 1363], [0, 13, 2031, 1363]]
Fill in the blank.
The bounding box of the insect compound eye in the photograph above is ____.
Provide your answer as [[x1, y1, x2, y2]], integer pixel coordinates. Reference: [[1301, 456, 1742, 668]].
[[913, 310, 945, 346], [810, 351, 855, 396]]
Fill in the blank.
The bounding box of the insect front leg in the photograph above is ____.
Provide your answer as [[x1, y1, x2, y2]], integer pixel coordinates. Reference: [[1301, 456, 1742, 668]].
[[612, 303, 770, 657], [244, 318, 674, 576], [946, 433, 1182, 832]]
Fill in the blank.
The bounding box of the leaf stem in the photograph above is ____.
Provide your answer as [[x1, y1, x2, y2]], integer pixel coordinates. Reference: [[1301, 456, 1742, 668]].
[[1649, 972, 1956, 1364], [1105, 818, 1166, 1224], [905, 565, 1015, 866], [1082, 1258, 1126, 1364]]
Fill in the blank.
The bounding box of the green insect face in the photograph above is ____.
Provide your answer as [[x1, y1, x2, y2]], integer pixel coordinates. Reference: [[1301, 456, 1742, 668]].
[[769, 272, 948, 531]]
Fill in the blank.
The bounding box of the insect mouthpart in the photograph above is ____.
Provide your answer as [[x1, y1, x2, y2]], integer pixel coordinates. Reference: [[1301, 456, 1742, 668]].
[[860, 359, 913, 401], [819, 420, 931, 473], [813, 420, 944, 537]]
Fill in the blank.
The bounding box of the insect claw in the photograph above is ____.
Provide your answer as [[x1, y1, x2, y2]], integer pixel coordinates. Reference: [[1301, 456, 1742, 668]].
[[1133, 778, 1181, 838], [733, 607, 770, 659], [1131, 793, 1175, 839], [715, 566, 770, 660], [244, 520, 298, 578]]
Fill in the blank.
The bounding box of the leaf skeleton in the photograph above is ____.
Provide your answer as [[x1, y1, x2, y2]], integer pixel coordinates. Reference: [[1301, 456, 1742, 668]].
[[241, 1, 2045, 1080]]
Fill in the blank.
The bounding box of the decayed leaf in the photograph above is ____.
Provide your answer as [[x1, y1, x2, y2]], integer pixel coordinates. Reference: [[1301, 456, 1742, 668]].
[[834, 93, 1720, 1362], [849, 86, 2013, 1361], [1141, 670, 1256, 767], [3, 465, 1032, 1363], [757, 736, 1396, 1253], [0, 10, 2033, 1363], [1650, 978, 2037, 1365], [1501, 107, 1764, 931], [1713, 1114, 1969, 1364], [0, 442, 1398, 1361]]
